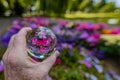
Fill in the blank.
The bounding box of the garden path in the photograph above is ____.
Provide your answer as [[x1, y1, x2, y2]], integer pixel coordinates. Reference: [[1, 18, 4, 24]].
[[0, 18, 12, 35]]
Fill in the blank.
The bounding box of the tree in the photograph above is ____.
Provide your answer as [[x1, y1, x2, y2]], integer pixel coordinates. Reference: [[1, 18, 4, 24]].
[[0, 0, 6, 16], [67, 0, 83, 12], [78, 0, 94, 12], [99, 2, 115, 12], [13, 0, 25, 16], [39, 0, 69, 17]]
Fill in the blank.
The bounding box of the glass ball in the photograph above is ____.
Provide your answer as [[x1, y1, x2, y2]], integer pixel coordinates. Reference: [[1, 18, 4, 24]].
[[27, 26, 57, 60]]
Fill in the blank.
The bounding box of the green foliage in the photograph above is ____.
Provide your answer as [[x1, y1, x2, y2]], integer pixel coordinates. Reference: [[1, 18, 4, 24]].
[[6, 0, 15, 9], [0, 72, 4, 80], [39, 0, 69, 17], [50, 47, 106, 80], [60, 48, 82, 68], [95, 40, 120, 63], [93, 0, 106, 12], [0, 47, 6, 59], [67, 0, 83, 11], [94, 0, 106, 9], [0, 47, 6, 79], [0, 1, 6, 16], [34, 0, 41, 11], [50, 66, 84, 80], [13, 0, 25, 16], [0, 0, 119, 17], [78, 0, 93, 12], [99, 2, 115, 12]]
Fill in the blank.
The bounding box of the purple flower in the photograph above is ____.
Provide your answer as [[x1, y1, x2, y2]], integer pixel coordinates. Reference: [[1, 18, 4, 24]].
[[109, 70, 120, 80], [68, 44, 73, 50], [87, 50, 95, 56], [30, 23, 38, 29], [12, 25, 22, 30], [79, 31, 89, 39], [2, 32, 12, 46], [61, 43, 68, 48], [52, 25, 63, 35], [97, 50, 105, 59], [0, 61, 4, 72], [93, 64, 103, 73], [90, 74, 97, 80], [84, 61, 91, 68]]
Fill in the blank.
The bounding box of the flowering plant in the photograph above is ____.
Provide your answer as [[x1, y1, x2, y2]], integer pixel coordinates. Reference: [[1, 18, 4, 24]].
[[0, 17, 120, 80]]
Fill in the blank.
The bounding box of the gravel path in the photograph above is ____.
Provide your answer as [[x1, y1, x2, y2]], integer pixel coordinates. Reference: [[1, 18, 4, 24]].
[[0, 18, 13, 35]]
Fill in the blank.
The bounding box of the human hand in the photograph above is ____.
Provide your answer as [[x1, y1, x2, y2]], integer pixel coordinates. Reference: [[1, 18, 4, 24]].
[[2, 27, 60, 80]]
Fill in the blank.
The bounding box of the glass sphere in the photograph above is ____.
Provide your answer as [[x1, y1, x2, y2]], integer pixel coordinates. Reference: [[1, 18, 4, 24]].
[[27, 26, 57, 60]]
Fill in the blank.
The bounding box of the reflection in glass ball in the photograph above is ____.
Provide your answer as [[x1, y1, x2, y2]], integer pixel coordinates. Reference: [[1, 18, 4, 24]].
[[27, 26, 57, 60]]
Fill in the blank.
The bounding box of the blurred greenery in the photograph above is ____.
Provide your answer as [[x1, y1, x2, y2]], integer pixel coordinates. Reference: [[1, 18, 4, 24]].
[[50, 48, 106, 80], [1, 0, 120, 24], [0, 0, 119, 16]]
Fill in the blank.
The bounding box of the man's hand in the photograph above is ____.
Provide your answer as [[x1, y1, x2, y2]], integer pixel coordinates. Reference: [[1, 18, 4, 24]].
[[2, 27, 60, 80]]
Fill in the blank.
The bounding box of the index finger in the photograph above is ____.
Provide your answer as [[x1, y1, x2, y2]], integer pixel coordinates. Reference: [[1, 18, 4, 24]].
[[14, 27, 32, 48]]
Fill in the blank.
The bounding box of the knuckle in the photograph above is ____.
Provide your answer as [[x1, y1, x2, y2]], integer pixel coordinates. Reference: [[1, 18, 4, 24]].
[[7, 55, 13, 63], [7, 54, 17, 64], [2, 52, 16, 65]]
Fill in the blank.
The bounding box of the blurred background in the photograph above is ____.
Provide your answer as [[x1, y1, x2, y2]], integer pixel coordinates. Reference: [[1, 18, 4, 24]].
[[0, 0, 120, 80]]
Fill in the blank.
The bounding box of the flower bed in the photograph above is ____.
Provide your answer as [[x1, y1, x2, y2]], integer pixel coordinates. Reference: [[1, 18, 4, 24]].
[[0, 17, 120, 80]]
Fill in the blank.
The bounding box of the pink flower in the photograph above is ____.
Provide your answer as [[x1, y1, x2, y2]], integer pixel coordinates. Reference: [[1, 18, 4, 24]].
[[59, 20, 68, 26], [94, 24, 100, 30], [35, 38, 51, 47], [61, 43, 68, 48], [76, 24, 83, 30], [98, 22, 106, 29], [39, 47, 46, 54], [84, 61, 91, 68], [82, 23, 89, 30], [86, 34, 100, 43], [111, 28, 120, 34], [42, 39, 50, 46], [83, 23, 96, 30], [68, 44, 73, 50], [55, 58, 61, 65], [31, 38, 38, 45], [26, 17, 33, 22], [37, 40, 42, 45]]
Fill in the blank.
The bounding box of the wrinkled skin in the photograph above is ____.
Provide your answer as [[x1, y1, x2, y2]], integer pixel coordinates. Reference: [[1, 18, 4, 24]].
[[2, 27, 60, 80]]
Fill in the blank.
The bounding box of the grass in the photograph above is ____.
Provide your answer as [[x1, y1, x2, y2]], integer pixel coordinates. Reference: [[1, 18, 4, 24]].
[[64, 12, 120, 19]]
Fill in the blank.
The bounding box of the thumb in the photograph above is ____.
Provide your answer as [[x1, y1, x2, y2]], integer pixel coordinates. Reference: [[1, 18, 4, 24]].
[[42, 50, 60, 71]]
